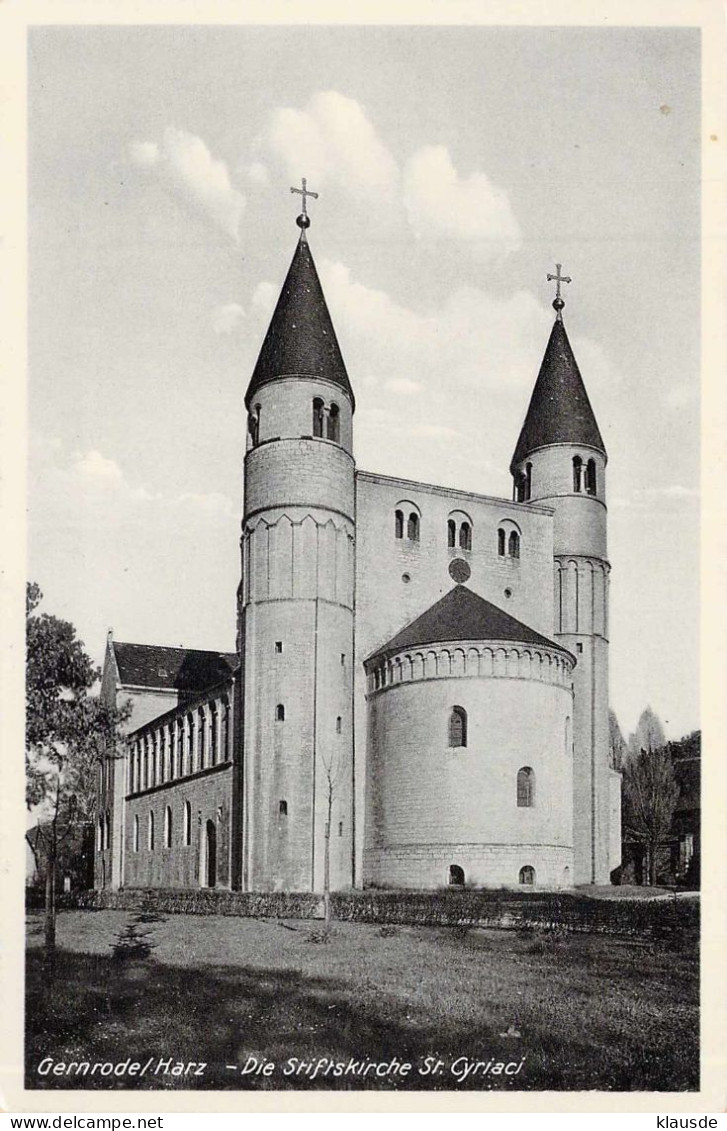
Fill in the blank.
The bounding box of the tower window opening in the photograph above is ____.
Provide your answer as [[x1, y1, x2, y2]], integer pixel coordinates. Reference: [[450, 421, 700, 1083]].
[[395, 509, 404, 539], [275, 641, 283, 653], [248, 405, 260, 447], [459, 522, 472, 551], [340, 653, 346, 666], [447, 519, 456, 548], [275, 704, 285, 722], [526, 463, 532, 500], [327, 402, 340, 443], [498, 528, 506, 557], [336, 716, 342, 734], [515, 471, 528, 503], [312, 398, 325, 438], [338, 821, 344, 837], [279, 799, 288, 816], [585, 458, 597, 495], [449, 864, 465, 886], [508, 531, 520, 559], [573, 455, 583, 493], [517, 766, 535, 808], [407, 512, 420, 541], [519, 865, 535, 886], [448, 705, 467, 748]]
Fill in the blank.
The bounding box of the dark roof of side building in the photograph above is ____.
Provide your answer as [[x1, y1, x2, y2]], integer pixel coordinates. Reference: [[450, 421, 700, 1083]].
[[366, 584, 572, 664], [245, 230, 355, 409], [112, 642, 238, 693], [510, 317, 605, 470]]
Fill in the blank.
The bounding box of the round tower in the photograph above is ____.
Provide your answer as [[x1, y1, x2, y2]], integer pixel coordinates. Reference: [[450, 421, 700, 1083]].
[[240, 209, 355, 893], [509, 275, 616, 885]]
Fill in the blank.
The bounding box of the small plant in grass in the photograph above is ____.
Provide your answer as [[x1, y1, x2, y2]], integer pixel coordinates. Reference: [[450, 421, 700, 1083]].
[[377, 923, 400, 938], [307, 924, 339, 944]]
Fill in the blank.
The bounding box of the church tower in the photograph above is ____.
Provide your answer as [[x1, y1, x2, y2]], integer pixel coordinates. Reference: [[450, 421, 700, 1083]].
[[239, 195, 355, 892], [510, 270, 614, 884]]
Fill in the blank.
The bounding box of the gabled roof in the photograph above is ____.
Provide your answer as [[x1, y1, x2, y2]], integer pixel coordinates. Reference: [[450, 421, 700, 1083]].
[[511, 317, 605, 470], [245, 230, 354, 409], [111, 642, 237, 693], [366, 584, 570, 664]]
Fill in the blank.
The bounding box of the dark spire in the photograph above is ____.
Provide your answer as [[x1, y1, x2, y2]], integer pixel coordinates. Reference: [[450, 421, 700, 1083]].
[[245, 224, 354, 409], [510, 316, 605, 471], [365, 584, 571, 665]]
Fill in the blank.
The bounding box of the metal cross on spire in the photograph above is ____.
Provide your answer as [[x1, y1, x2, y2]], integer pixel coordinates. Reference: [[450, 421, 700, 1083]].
[[547, 263, 572, 319], [291, 177, 319, 230]]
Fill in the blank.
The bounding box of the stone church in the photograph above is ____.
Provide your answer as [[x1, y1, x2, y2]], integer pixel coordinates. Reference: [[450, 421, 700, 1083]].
[[95, 201, 621, 895]]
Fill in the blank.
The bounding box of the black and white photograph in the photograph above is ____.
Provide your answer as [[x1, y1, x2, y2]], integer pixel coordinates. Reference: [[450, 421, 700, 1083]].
[[4, 3, 723, 1112]]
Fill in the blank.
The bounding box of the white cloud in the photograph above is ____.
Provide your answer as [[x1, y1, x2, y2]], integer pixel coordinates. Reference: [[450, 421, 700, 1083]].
[[385, 377, 423, 396], [266, 91, 399, 201], [128, 128, 245, 242], [213, 303, 245, 335], [247, 162, 271, 186], [402, 145, 521, 253], [72, 449, 124, 484]]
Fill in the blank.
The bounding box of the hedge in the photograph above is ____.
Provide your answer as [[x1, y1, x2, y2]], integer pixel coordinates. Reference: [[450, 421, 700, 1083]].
[[40, 885, 699, 940]]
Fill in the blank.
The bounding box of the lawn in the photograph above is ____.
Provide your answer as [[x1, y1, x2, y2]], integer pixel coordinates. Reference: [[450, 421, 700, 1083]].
[[25, 909, 699, 1092]]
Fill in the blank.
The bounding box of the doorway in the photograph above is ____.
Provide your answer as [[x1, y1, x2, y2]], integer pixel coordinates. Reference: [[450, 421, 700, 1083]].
[[205, 819, 217, 888]]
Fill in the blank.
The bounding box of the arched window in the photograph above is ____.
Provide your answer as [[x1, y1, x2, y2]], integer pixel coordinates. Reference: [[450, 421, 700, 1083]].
[[148, 811, 155, 851], [159, 731, 166, 784], [327, 403, 340, 443], [447, 519, 456, 548], [275, 704, 285, 722], [585, 458, 597, 495], [209, 702, 218, 767], [312, 398, 324, 438], [133, 814, 139, 853], [177, 719, 185, 777], [198, 708, 206, 771], [459, 522, 472, 551], [526, 463, 532, 500], [187, 714, 195, 774], [573, 455, 583, 493], [449, 864, 465, 885], [508, 531, 520, 559], [248, 405, 260, 447], [515, 471, 528, 502], [221, 697, 230, 761], [395, 509, 404, 539], [517, 767, 535, 808], [498, 528, 506, 556], [519, 865, 535, 885], [279, 799, 288, 816], [407, 512, 420, 541], [448, 706, 467, 748], [183, 800, 191, 847], [164, 805, 172, 848]]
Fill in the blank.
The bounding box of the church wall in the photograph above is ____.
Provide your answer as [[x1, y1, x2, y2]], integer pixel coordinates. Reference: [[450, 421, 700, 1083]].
[[248, 376, 353, 453], [353, 471, 557, 887], [245, 439, 354, 522], [363, 645, 574, 889], [124, 767, 234, 889]]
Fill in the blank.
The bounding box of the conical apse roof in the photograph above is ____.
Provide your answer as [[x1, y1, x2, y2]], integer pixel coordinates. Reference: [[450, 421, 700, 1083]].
[[510, 318, 605, 471], [366, 584, 571, 665], [245, 230, 354, 409]]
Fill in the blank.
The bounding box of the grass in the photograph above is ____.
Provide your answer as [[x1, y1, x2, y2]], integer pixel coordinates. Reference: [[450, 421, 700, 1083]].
[[26, 909, 699, 1093]]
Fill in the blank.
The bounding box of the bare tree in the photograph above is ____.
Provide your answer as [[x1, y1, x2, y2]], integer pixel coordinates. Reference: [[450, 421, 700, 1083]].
[[622, 744, 679, 886], [320, 749, 340, 930]]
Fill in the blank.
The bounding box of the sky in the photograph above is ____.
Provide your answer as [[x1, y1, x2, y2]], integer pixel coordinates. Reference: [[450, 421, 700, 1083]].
[[27, 24, 701, 741]]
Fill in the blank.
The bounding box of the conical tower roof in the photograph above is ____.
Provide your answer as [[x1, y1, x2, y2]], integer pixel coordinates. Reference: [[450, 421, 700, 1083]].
[[245, 229, 354, 409], [365, 584, 571, 665], [510, 317, 605, 471]]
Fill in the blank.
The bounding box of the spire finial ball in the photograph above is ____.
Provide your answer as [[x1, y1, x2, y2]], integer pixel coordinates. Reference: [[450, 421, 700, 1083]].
[[553, 296, 565, 312], [296, 213, 310, 230]]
